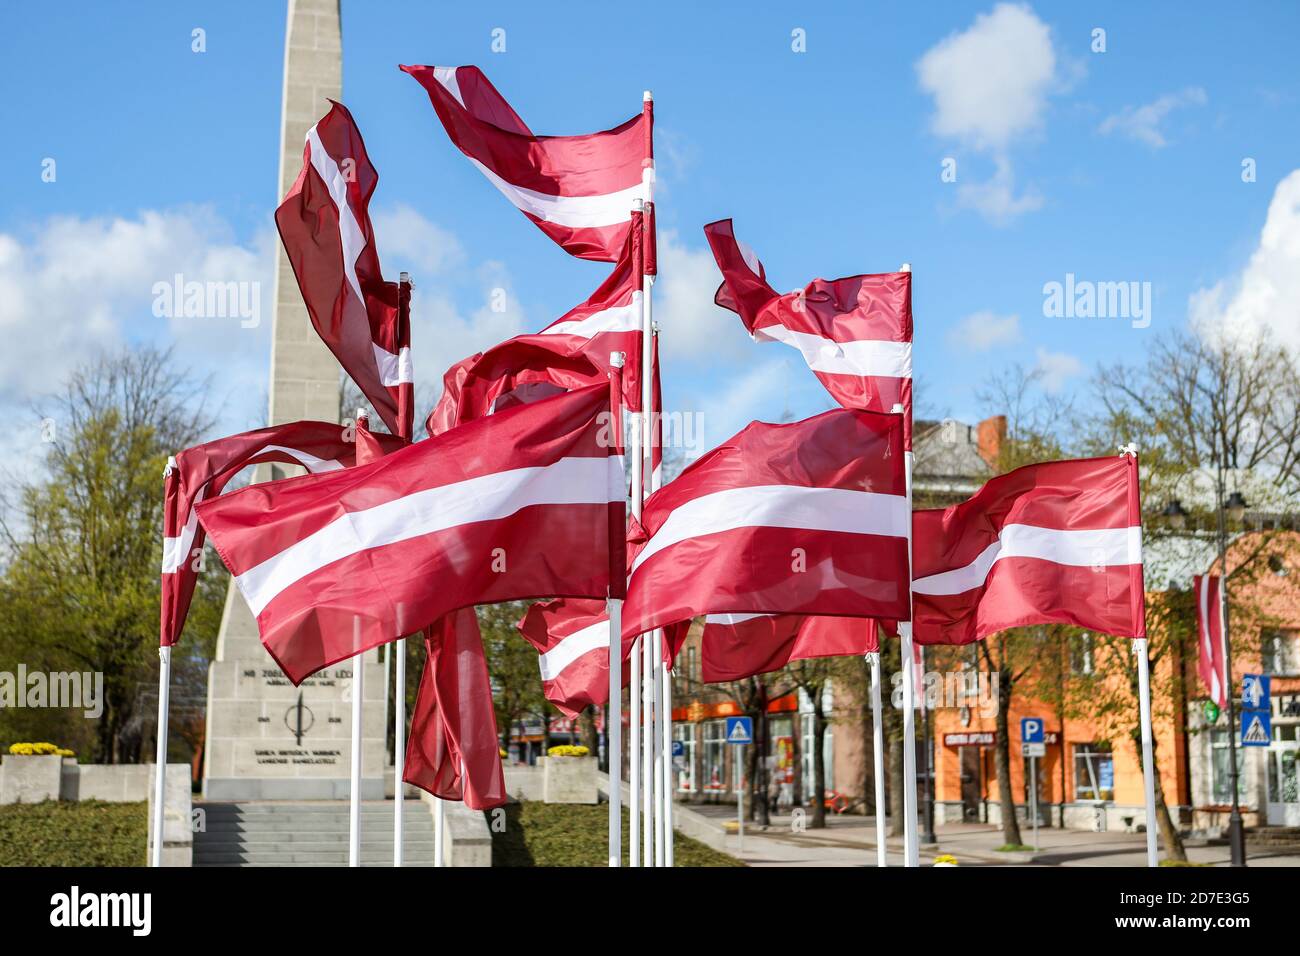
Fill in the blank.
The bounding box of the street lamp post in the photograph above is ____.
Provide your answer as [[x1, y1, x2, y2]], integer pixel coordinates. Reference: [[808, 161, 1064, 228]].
[[1215, 462, 1248, 867]]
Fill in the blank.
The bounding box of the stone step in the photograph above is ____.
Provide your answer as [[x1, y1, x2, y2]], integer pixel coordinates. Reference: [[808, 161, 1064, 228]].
[[193, 848, 435, 864]]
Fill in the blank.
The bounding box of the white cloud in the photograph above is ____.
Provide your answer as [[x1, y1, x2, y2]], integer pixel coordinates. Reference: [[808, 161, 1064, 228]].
[[917, 3, 1060, 151], [947, 310, 1022, 350], [0, 208, 273, 412], [1099, 87, 1207, 148], [372, 204, 466, 275], [1034, 346, 1083, 393], [1190, 168, 1300, 354], [955, 156, 1044, 225], [917, 3, 1068, 225]]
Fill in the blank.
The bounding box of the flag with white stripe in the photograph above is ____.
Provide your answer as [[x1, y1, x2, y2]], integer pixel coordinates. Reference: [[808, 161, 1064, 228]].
[[912, 454, 1147, 644], [401, 64, 653, 263], [276, 101, 414, 439], [195, 384, 626, 683], [160, 421, 404, 648], [704, 219, 913, 447], [427, 217, 646, 436], [621, 408, 911, 644], [1193, 574, 1227, 708]]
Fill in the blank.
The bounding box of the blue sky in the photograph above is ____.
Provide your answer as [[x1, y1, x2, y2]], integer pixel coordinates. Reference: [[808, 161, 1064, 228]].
[[3, 1, 1299, 467]]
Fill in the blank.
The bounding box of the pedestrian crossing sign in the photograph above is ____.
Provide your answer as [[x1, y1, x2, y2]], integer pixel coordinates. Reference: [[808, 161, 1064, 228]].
[[725, 716, 753, 745], [1241, 711, 1271, 747]]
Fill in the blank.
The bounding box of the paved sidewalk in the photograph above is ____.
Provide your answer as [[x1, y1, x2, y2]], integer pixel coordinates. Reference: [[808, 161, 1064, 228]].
[[681, 804, 1300, 867]]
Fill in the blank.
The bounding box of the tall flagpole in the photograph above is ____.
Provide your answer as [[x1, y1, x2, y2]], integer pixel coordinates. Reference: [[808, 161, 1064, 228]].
[[627, 201, 646, 866], [349, 616, 364, 867], [434, 795, 445, 867], [393, 637, 406, 867], [607, 350, 627, 867], [152, 457, 177, 868], [893, 392, 920, 868], [867, 649, 888, 866]]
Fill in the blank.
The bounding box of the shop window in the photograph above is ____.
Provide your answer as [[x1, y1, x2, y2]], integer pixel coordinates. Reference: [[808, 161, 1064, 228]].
[[702, 719, 727, 791], [673, 724, 696, 793], [1073, 743, 1114, 801], [1261, 629, 1300, 676], [1069, 633, 1094, 675], [1210, 729, 1248, 804]]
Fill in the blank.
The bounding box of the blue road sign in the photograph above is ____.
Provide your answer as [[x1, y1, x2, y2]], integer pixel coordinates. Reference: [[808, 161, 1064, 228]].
[[1241, 709, 1272, 747], [725, 716, 753, 745], [1242, 674, 1271, 711], [671, 740, 684, 758], [1020, 717, 1045, 744]]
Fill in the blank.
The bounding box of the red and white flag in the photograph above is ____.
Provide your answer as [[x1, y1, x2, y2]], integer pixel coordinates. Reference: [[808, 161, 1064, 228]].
[[1194, 574, 1228, 709], [404, 609, 507, 810], [401, 64, 653, 263], [621, 408, 911, 643], [517, 598, 678, 717], [912, 454, 1146, 645], [699, 613, 878, 683], [160, 421, 404, 648], [427, 220, 646, 436], [704, 219, 913, 447], [276, 101, 414, 439], [195, 384, 626, 683]]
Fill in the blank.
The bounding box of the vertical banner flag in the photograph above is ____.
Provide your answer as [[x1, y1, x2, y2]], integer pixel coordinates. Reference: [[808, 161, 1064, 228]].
[[276, 101, 414, 439], [703, 219, 913, 447], [1194, 574, 1228, 709], [195, 385, 626, 683], [401, 65, 653, 262], [911, 454, 1146, 645]]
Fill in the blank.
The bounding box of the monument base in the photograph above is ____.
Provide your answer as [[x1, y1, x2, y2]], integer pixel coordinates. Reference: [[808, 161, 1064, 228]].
[[203, 776, 385, 801]]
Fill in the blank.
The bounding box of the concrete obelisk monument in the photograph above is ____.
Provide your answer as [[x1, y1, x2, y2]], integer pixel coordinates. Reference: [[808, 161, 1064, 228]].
[[202, 0, 385, 800]]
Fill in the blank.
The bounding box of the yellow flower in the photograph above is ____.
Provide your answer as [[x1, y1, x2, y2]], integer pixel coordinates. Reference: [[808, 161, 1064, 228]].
[[547, 745, 590, 758], [8, 742, 72, 756], [932, 854, 959, 866]]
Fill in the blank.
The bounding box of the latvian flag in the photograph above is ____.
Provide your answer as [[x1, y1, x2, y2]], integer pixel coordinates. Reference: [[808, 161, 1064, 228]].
[[911, 454, 1147, 645], [195, 385, 626, 683], [1193, 574, 1227, 709], [160, 421, 404, 648], [704, 219, 913, 447], [402, 64, 652, 263], [621, 407, 911, 644], [698, 613, 879, 683], [276, 101, 414, 439]]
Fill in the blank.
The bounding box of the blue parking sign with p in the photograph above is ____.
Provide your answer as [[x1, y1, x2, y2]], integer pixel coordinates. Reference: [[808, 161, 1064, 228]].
[[1020, 717, 1044, 744]]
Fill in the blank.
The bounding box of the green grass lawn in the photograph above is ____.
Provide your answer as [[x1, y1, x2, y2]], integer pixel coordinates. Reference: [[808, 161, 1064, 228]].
[[0, 800, 147, 866], [491, 802, 743, 867]]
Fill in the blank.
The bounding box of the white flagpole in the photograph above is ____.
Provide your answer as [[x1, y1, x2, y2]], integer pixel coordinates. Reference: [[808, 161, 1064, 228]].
[[393, 637, 406, 867], [152, 455, 177, 869], [433, 795, 445, 867], [1135, 637, 1159, 866], [607, 350, 627, 867], [893, 391, 919, 868], [627, 202, 646, 866], [866, 650, 888, 867], [349, 623, 364, 867]]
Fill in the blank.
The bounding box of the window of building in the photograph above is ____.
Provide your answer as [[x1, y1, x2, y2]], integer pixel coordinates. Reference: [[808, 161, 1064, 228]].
[[1268, 748, 1298, 804], [1261, 629, 1300, 676], [1210, 729, 1248, 803], [673, 724, 696, 793], [1069, 633, 1094, 675], [702, 719, 727, 791], [1073, 743, 1114, 801], [799, 712, 835, 795]]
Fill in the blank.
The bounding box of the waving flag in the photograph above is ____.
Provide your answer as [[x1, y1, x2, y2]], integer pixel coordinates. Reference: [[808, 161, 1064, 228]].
[[401, 65, 652, 262], [427, 221, 645, 436], [404, 609, 507, 810], [704, 219, 913, 447], [517, 598, 679, 717], [160, 421, 404, 648], [195, 384, 626, 683], [621, 408, 910, 643], [276, 101, 414, 438], [1194, 574, 1227, 708], [912, 454, 1146, 645], [699, 613, 879, 682]]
